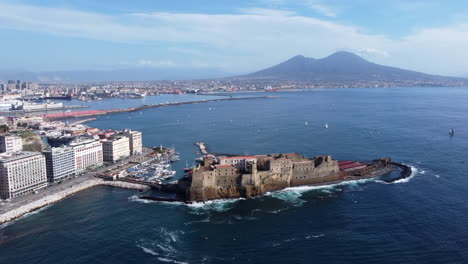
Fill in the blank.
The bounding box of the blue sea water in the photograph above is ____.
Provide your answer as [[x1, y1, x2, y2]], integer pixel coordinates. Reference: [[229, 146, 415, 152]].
[[1, 87, 468, 263]]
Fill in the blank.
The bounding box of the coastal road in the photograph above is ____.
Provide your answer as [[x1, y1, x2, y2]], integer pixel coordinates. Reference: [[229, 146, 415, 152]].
[[0, 148, 153, 216]]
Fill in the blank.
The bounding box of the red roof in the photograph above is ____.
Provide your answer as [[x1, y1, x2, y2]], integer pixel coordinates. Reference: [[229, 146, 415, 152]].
[[339, 161, 366, 170], [215, 164, 235, 168], [44, 110, 106, 118], [219, 156, 256, 160]]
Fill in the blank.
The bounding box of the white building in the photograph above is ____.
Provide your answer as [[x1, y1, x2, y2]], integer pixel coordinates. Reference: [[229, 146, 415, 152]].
[[123, 129, 142, 155], [43, 147, 76, 183], [70, 138, 103, 174], [0, 151, 47, 199], [102, 136, 130, 163], [0, 135, 23, 153], [218, 156, 257, 171]]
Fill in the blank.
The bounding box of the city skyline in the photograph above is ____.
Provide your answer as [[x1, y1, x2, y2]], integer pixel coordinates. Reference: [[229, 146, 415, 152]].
[[1, 0, 468, 78]]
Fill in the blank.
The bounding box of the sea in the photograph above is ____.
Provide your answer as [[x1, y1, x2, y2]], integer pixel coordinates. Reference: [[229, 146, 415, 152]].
[[0, 87, 467, 264]]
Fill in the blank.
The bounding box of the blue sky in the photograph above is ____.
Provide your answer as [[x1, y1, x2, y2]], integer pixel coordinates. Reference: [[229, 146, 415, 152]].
[[1, 0, 468, 76]]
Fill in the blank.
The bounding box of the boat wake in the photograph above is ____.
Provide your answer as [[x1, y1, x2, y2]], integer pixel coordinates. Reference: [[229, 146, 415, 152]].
[[272, 233, 326, 247], [136, 227, 187, 264]]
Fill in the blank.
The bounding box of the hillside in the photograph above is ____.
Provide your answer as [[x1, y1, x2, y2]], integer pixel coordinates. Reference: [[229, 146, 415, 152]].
[[240, 51, 459, 81]]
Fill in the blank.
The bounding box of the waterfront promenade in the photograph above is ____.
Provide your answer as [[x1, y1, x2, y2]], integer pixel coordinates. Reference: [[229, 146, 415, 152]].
[[0, 147, 156, 225], [0, 178, 150, 225]]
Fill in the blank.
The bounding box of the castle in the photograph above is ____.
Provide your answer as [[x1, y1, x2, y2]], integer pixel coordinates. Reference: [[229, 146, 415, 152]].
[[177, 153, 361, 202]]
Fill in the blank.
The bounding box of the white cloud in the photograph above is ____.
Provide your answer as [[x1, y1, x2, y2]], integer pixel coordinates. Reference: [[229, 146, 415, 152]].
[[136, 60, 176, 67], [306, 2, 337, 17], [356, 48, 390, 58], [0, 2, 467, 75]]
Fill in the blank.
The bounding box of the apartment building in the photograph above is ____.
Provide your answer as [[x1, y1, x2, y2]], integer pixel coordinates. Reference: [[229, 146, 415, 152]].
[[102, 136, 130, 163], [122, 129, 142, 155], [0, 152, 47, 199], [43, 146, 76, 183], [70, 138, 103, 174], [0, 134, 22, 153]]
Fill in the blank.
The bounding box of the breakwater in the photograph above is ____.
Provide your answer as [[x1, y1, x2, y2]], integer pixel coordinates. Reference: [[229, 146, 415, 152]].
[[195, 142, 208, 155], [44, 96, 276, 120], [0, 179, 150, 225]]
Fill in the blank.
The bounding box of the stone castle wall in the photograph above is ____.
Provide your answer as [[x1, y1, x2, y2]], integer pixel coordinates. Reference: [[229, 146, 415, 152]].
[[182, 154, 340, 202]]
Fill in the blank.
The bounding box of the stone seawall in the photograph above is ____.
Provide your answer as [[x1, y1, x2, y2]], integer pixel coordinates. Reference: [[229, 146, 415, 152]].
[[0, 179, 150, 225]]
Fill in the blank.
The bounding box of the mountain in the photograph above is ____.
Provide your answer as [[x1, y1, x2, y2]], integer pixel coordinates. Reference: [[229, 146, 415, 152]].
[[240, 51, 459, 81]]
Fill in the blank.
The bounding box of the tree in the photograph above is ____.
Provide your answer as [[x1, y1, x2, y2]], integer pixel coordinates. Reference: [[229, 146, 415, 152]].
[[0, 125, 9, 133]]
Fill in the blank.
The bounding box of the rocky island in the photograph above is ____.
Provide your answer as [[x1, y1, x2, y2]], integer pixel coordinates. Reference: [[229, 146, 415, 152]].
[[176, 154, 411, 202]]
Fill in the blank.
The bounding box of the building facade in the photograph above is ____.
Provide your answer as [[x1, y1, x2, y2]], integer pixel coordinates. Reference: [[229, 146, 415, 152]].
[[43, 147, 76, 183], [102, 136, 130, 163], [0, 152, 47, 199], [70, 139, 103, 174], [218, 156, 257, 171], [123, 129, 142, 155], [0, 135, 23, 153]]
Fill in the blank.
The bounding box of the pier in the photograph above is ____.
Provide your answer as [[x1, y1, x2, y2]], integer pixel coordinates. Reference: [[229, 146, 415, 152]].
[[43, 96, 276, 120], [195, 142, 209, 155]]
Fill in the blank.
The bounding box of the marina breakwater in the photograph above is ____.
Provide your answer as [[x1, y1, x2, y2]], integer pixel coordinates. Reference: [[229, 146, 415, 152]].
[[0, 179, 150, 225], [44, 96, 276, 120]]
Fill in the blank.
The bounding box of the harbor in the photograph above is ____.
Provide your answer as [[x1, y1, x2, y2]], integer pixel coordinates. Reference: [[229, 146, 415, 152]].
[[0, 145, 180, 225]]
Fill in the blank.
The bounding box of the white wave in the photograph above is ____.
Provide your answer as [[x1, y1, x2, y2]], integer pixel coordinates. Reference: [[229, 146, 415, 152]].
[[251, 208, 288, 215], [390, 165, 418, 184], [305, 234, 325, 239], [128, 195, 153, 204], [157, 244, 176, 253], [138, 245, 159, 256], [128, 195, 187, 207], [157, 257, 188, 264], [135, 228, 186, 263], [184, 217, 211, 226], [159, 227, 184, 244], [283, 238, 297, 242], [1, 204, 53, 229], [233, 215, 257, 221], [266, 178, 376, 205], [185, 198, 245, 214]]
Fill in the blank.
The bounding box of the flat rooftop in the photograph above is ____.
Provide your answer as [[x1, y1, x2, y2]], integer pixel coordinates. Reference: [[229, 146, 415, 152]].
[[0, 151, 43, 162]]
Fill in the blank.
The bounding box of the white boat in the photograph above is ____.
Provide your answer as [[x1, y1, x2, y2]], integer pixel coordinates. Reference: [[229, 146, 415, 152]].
[[325, 123, 329, 129], [305, 121, 308, 126]]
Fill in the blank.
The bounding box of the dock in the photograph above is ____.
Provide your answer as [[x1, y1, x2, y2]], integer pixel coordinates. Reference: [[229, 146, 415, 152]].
[[195, 142, 209, 155], [43, 96, 275, 120]]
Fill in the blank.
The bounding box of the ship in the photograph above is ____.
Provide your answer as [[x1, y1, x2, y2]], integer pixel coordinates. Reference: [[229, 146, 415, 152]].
[[44, 95, 72, 100], [13, 101, 64, 111]]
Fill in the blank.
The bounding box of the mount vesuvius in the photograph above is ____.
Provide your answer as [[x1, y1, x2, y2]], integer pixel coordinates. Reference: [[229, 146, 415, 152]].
[[237, 51, 462, 81]]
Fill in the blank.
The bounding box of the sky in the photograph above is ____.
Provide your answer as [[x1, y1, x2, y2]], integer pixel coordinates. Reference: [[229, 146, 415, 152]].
[[1, 0, 468, 77]]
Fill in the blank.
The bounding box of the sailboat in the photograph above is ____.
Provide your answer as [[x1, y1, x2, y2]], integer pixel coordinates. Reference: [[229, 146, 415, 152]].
[[449, 128, 454, 136], [325, 123, 329, 129], [305, 121, 308, 126]]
